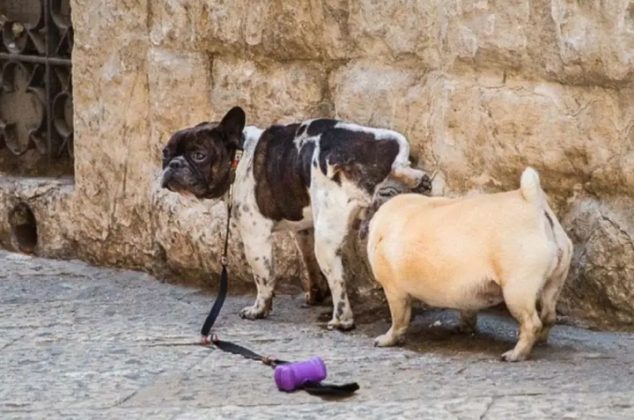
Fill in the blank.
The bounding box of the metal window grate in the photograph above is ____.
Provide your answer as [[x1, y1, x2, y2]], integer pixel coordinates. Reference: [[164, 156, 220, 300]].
[[0, 0, 73, 176]]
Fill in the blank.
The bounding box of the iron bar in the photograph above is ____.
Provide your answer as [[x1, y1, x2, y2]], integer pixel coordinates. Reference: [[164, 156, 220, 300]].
[[0, 53, 71, 66]]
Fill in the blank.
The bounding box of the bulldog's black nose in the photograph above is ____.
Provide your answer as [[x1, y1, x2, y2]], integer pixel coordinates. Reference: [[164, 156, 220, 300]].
[[168, 159, 184, 170]]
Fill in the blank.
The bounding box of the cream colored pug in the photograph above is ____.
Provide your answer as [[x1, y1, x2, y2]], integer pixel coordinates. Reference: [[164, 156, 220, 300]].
[[367, 168, 572, 362]]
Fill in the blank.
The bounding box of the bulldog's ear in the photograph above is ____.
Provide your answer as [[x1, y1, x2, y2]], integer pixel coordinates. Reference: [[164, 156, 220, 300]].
[[218, 106, 246, 147]]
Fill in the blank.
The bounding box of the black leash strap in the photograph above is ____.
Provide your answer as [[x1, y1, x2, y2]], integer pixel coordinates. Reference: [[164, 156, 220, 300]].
[[212, 337, 287, 366], [200, 148, 239, 338], [199, 206, 231, 337], [199, 264, 228, 337], [198, 150, 359, 398]]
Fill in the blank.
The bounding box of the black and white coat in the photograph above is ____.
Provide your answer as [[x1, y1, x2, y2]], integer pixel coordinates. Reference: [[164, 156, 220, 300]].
[[231, 119, 426, 330]]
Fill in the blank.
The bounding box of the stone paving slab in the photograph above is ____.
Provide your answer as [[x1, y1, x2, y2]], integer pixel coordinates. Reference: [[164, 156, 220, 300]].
[[1, 251, 634, 419]]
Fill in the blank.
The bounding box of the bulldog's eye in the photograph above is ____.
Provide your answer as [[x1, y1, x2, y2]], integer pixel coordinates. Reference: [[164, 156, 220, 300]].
[[191, 150, 207, 162], [162, 148, 169, 159]]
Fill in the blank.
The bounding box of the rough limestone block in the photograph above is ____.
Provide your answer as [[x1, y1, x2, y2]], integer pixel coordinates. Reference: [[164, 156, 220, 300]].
[[150, 0, 350, 59], [550, 0, 634, 84], [147, 48, 213, 158], [561, 196, 634, 327], [0, 178, 74, 259], [69, 0, 155, 268], [211, 56, 329, 125]]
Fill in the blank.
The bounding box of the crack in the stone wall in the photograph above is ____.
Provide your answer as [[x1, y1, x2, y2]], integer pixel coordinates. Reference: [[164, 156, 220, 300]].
[[600, 214, 634, 254]]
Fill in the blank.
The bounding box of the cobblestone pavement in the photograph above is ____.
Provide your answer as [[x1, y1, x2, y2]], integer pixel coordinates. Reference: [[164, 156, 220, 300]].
[[2, 251, 634, 419]]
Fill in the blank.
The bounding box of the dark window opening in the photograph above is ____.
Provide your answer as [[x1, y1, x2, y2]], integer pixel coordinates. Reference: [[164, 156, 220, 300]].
[[0, 0, 73, 177]]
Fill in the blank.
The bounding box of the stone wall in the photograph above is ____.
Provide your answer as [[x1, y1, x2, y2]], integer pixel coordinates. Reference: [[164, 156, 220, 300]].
[[1, 0, 633, 329]]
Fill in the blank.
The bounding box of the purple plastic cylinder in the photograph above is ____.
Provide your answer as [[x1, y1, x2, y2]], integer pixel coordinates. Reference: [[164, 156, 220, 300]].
[[274, 357, 327, 392]]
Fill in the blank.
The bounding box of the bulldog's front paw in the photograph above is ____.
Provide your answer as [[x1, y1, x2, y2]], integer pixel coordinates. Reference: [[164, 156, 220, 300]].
[[500, 349, 528, 362], [373, 332, 403, 347], [327, 317, 355, 331], [239, 303, 270, 320]]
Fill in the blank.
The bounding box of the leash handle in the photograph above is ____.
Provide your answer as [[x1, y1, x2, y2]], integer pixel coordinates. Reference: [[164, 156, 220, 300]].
[[303, 382, 360, 397]]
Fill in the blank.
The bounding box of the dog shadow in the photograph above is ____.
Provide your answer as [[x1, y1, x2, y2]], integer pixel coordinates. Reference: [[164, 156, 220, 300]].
[[299, 293, 587, 362], [351, 306, 581, 362]]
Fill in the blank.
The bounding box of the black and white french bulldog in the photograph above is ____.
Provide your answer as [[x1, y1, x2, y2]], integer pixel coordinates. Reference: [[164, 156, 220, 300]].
[[161, 106, 430, 330]]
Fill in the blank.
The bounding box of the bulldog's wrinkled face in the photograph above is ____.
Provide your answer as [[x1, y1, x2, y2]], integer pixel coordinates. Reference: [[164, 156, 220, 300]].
[[161, 106, 246, 199]]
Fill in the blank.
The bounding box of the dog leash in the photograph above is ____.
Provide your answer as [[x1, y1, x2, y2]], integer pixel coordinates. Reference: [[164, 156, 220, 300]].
[[198, 148, 359, 398], [198, 149, 239, 340]]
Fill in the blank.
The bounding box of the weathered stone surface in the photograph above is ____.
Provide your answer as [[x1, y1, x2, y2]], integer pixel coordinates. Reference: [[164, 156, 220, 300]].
[[348, 1, 442, 63], [0, 177, 74, 258], [147, 0, 634, 84], [147, 49, 213, 151], [67, 0, 156, 270], [150, 0, 351, 60], [211, 57, 330, 124], [424, 75, 628, 198], [561, 196, 634, 328], [0, 0, 633, 329], [549, 0, 634, 84], [3, 252, 634, 418]]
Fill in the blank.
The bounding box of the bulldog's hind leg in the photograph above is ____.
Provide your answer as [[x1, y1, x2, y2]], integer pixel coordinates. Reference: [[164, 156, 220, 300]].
[[293, 229, 330, 306], [457, 310, 478, 334], [391, 166, 425, 187], [501, 279, 544, 362], [537, 243, 572, 343], [391, 167, 432, 194], [239, 215, 277, 320], [313, 205, 356, 331]]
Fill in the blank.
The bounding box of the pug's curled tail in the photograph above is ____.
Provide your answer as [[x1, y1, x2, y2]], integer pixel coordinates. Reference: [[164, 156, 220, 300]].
[[520, 167, 542, 203]]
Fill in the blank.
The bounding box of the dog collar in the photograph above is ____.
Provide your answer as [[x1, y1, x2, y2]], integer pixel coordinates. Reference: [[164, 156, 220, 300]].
[[231, 149, 243, 170], [228, 133, 245, 178]]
